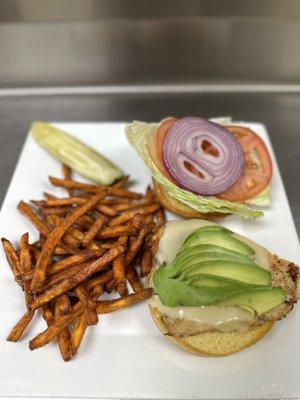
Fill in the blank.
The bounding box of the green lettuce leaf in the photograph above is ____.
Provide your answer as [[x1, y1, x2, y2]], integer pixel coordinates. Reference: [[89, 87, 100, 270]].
[[125, 121, 263, 219]]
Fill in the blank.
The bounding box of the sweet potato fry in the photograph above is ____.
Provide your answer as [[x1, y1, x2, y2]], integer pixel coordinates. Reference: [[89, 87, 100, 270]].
[[30, 288, 152, 350], [18, 202, 74, 254], [96, 289, 153, 313], [19, 233, 32, 277], [32, 197, 86, 208], [126, 266, 143, 292], [30, 191, 106, 291], [98, 225, 136, 239], [55, 296, 73, 361], [155, 208, 166, 226], [112, 236, 128, 296], [140, 247, 153, 277], [81, 216, 105, 246], [71, 314, 87, 355], [1, 238, 22, 284], [125, 224, 154, 266], [112, 199, 153, 212], [40, 206, 74, 216], [105, 279, 117, 293], [56, 294, 71, 315], [109, 203, 160, 226], [7, 310, 35, 342], [145, 185, 155, 201], [96, 204, 117, 217], [30, 245, 124, 310], [49, 249, 105, 276], [62, 164, 74, 197], [107, 186, 142, 199], [49, 177, 103, 193], [86, 269, 114, 290], [74, 284, 98, 325]]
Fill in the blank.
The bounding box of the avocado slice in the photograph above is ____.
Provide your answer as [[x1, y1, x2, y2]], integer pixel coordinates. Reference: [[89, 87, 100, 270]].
[[153, 264, 284, 313], [174, 244, 252, 266], [179, 260, 271, 285], [185, 274, 253, 288], [219, 286, 286, 315], [181, 231, 255, 256]]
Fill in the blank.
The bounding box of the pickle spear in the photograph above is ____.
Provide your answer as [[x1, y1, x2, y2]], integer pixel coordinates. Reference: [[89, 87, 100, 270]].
[[32, 122, 123, 185]]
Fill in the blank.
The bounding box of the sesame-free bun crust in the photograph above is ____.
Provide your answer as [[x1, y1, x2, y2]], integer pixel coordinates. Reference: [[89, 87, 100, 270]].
[[149, 306, 274, 357], [153, 180, 227, 221]]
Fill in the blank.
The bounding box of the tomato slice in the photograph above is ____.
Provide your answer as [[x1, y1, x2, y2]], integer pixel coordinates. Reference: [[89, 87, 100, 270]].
[[218, 126, 273, 202], [147, 117, 178, 184]]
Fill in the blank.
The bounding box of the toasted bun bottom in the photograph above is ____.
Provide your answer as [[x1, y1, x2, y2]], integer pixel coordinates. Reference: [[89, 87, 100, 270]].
[[153, 180, 227, 221], [149, 306, 275, 357]]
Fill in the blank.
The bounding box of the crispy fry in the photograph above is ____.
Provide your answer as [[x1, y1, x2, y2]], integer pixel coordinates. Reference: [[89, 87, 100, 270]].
[[145, 185, 155, 201], [107, 186, 142, 199], [125, 224, 153, 266], [7, 310, 35, 342], [30, 288, 152, 350], [140, 247, 153, 277], [32, 197, 86, 208], [1, 238, 22, 284], [98, 225, 136, 239], [112, 199, 153, 212], [109, 203, 160, 226], [105, 279, 117, 293], [126, 267, 143, 292], [30, 192, 106, 291], [56, 294, 71, 315], [19, 233, 32, 277], [62, 164, 74, 197], [40, 206, 74, 216], [96, 204, 117, 217], [74, 284, 98, 325], [96, 289, 153, 313], [71, 314, 87, 355], [82, 216, 105, 246], [86, 269, 114, 290], [30, 246, 124, 310], [55, 296, 73, 361], [17, 201, 74, 254], [155, 208, 166, 226], [49, 249, 105, 276], [112, 236, 128, 296], [49, 177, 103, 193]]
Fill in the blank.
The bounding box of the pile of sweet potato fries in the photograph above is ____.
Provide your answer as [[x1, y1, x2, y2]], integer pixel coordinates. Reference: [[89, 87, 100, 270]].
[[2, 165, 165, 361]]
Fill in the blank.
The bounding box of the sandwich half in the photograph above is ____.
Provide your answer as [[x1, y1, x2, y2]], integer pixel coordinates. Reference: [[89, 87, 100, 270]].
[[147, 220, 299, 356]]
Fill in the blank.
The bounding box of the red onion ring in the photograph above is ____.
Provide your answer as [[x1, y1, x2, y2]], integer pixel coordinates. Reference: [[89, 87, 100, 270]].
[[162, 117, 245, 196]]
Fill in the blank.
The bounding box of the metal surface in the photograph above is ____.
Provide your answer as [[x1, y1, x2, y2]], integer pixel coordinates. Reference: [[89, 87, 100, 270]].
[[1, 13, 300, 87], [0, 91, 299, 235]]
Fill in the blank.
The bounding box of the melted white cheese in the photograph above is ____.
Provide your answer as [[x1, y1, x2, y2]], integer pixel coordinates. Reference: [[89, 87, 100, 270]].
[[150, 219, 270, 332]]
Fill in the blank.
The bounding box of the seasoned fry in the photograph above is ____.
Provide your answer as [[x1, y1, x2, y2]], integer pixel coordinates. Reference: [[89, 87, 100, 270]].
[[125, 224, 154, 266], [74, 284, 98, 325], [7, 310, 35, 342], [96, 204, 117, 217], [30, 192, 106, 291], [19, 233, 32, 278], [32, 197, 86, 208], [86, 269, 114, 290], [30, 245, 124, 310], [40, 206, 74, 216], [98, 225, 136, 239], [49, 177, 103, 193], [49, 249, 105, 276], [109, 203, 160, 226], [82, 216, 105, 246], [155, 208, 166, 226], [126, 266, 143, 292], [112, 236, 128, 296], [30, 289, 152, 350], [1, 238, 22, 284], [112, 199, 153, 212], [71, 314, 88, 355], [96, 289, 153, 314], [105, 279, 117, 293], [62, 164, 74, 197], [55, 296, 73, 361], [107, 186, 142, 199], [140, 247, 153, 277]]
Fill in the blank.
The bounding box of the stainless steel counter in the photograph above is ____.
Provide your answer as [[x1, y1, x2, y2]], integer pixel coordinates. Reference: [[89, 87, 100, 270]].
[[0, 90, 299, 235]]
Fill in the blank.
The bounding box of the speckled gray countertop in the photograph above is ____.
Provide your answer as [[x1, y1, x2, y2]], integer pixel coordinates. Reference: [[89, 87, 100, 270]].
[[0, 91, 299, 236]]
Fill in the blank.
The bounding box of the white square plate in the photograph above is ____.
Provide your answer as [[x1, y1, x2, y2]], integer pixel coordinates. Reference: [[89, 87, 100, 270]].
[[0, 122, 299, 400]]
